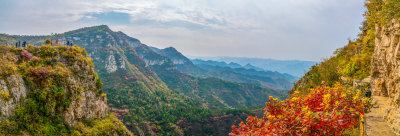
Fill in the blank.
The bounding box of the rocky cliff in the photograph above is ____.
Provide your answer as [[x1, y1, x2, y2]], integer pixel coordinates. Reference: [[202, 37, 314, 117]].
[[0, 74, 27, 119], [371, 19, 400, 134], [0, 45, 132, 135]]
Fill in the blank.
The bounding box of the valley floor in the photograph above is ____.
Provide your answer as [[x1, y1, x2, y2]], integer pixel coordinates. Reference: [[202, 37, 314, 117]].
[[365, 96, 397, 136]]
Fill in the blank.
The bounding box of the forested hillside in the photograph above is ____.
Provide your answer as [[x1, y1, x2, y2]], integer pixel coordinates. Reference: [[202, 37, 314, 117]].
[[292, 2, 375, 93], [230, 0, 400, 135]]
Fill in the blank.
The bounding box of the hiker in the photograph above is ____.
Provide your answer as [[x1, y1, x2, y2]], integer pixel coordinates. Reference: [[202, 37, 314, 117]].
[[22, 41, 26, 47], [55, 40, 58, 46], [366, 88, 372, 98], [66, 41, 70, 46]]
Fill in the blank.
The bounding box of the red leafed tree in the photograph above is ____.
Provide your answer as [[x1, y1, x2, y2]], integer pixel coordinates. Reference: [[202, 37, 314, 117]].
[[230, 83, 371, 136]]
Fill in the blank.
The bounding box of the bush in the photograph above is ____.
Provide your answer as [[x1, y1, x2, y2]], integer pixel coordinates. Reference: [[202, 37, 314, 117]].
[[21, 51, 32, 61], [30, 67, 51, 81], [231, 83, 371, 135], [0, 90, 10, 101], [31, 56, 41, 62]]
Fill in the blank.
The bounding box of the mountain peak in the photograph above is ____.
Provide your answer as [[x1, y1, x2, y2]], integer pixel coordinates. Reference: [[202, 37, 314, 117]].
[[91, 25, 110, 30], [64, 25, 112, 35], [164, 47, 178, 52]]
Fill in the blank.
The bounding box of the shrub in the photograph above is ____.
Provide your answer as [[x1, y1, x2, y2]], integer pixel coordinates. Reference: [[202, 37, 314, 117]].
[[31, 56, 41, 62], [30, 67, 51, 81], [0, 90, 10, 101], [231, 83, 371, 135], [21, 51, 32, 61]]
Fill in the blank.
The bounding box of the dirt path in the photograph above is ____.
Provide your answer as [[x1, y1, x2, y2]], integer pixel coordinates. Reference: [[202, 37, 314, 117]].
[[365, 96, 397, 136]]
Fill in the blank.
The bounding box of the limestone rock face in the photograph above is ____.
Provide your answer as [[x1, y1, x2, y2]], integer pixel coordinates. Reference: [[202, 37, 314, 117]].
[[371, 20, 400, 134], [62, 75, 108, 126], [0, 75, 28, 119], [105, 54, 117, 73]]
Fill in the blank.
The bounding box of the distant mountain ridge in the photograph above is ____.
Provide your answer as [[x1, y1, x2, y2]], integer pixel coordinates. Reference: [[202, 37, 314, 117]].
[[151, 46, 296, 90], [188, 56, 317, 77], [192, 59, 264, 72]]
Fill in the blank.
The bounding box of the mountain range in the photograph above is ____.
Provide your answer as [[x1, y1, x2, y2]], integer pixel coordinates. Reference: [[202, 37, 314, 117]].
[[189, 56, 317, 77]]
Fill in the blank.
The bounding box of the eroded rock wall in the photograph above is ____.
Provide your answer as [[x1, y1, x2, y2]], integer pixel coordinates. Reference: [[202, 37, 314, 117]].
[[371, 20, 400, 134], [62, 73, 108, 126], [0, 75, 28, 119]]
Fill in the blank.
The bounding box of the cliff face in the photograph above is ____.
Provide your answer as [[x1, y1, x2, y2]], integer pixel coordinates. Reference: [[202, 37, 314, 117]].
[[0, 45, 132, 135], [371, 20, 400, 134], [0, 74, 27, 119], [0, 45, 108, 125]]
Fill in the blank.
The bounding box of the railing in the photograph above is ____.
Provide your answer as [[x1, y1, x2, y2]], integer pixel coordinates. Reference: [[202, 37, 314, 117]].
[[360, 114, 365, 136]]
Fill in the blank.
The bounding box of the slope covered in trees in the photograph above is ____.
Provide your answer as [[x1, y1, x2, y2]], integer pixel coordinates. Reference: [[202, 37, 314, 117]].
[[230, 0, 400, 135], [292, 2, 376, 93]]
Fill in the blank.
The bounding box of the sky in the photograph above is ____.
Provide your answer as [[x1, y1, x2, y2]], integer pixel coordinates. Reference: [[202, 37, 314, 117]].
[[0, 0, 366, 61]]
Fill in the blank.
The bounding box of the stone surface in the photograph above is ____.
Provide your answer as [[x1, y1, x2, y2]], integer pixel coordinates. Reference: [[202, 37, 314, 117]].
[[365, 96, 397, 136], [62, 75, 108, 126], [371, 20, 400, 135], [105, 54, 117, 73], [0, 74, 28, 119]]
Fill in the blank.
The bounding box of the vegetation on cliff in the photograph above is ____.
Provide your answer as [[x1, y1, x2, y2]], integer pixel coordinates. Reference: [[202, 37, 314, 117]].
[[291, 1, 379, 93], [0, 44, 131, 135]]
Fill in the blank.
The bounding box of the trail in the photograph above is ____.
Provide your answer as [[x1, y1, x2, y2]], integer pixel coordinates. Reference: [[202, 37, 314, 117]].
[[365, 96, 397, 136]]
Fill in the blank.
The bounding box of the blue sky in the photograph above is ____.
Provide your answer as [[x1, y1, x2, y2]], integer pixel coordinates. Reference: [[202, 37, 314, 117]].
[[0, 0, 366, 61]]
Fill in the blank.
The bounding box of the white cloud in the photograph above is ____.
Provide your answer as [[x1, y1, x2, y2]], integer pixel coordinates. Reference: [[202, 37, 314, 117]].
[[0, 0, 365, 61]]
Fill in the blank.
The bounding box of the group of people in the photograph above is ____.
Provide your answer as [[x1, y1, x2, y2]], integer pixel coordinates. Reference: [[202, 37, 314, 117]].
[[66, 41, 73, 46], [11, 40, 74, 48], [15, 41, 27, 47]]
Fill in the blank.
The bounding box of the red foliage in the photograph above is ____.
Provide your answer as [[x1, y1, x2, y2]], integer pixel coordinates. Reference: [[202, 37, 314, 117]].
[[31, 56, 41, 62], [230, 84, 371, 136], [30, 67, 51, 80], [21, 51, 32, 61]]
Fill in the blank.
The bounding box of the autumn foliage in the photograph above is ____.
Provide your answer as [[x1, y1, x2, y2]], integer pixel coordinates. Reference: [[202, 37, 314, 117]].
[[230, 83, 370, 136], [30, 67, 51, 80], [21, 51, 32, 61]]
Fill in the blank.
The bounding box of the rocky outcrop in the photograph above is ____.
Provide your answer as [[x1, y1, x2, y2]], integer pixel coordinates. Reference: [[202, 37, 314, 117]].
[[0, 46, 109, 127], [62, 74, 108, 126], [371, 20, 400, 135], [0, 75, 28, 119], [143, 59, 166, 66], [105, 54, 118, 73]]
